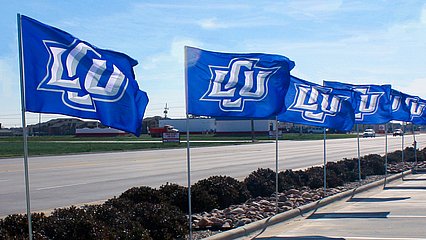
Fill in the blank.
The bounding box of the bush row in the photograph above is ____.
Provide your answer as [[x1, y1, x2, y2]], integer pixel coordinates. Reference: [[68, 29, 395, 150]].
[[1, 147, 425, 239]]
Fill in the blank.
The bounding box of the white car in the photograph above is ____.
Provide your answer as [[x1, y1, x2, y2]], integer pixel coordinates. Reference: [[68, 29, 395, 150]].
[[363, 129, 376, 138], [393, 129, 404, 136]]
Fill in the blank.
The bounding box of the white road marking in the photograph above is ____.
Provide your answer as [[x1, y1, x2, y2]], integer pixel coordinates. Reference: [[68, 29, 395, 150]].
[[36, 182, 89, 190]]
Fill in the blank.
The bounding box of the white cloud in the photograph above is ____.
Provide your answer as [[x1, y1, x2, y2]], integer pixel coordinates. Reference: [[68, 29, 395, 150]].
[[198, 18, 227, 30], [397, 78, 426, 99], [239, 5, 426, 97], [288, 0, 342, 14], [263, 0, 342, 19], [137, 38, 203, 117], [135, 2, 250, 11], [141, 38, 202, 71], [421, 4, 426, 24]]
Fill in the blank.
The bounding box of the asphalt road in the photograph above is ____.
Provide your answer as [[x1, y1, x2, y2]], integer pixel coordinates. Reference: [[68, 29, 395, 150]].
[[0, 134, 425, 217]]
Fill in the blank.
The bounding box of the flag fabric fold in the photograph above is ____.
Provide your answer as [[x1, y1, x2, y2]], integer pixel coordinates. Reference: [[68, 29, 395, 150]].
[[278, 76, 357, 131], [323, 81, 392, 124], [186, 46, 295, 118], [390, 89, 411, 122], [20, 15, 148, 136]]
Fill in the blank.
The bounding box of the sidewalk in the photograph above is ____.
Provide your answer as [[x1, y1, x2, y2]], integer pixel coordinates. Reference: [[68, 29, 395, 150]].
[[238, 173, 426, 240]]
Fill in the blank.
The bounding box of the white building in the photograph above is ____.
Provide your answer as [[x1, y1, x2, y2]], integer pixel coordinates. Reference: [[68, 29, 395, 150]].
[[159, 118, 276, 135], [159, 118, 215, 133]]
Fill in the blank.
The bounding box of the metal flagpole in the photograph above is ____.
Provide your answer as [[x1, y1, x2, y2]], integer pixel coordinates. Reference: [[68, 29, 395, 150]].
[[412, 125, 418, 172], [185, 115, 192, 240], [356, 124, 361, 181], [384, 124, 388, 188], [251, 119, 255, 143], [401, 122, 405, 180], [17, 13, 33, 240], [184, 47, 192, 240], [323, 127, 327, 194], [275, 116, 279, 214]]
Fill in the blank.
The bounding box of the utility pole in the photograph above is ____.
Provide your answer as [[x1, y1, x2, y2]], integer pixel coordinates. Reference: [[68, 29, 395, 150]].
[[164, 103, 169, 119]]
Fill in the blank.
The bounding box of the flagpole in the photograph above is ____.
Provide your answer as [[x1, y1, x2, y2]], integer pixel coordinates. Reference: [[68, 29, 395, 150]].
[[401, 122, 405, 180], [17, 13, 33, 240], [184, 46, 192, 240], [356, 124, 361, 181], [412, 124, 418, 173], [384, 123, 388, 188], [275, 116, 279, 214], [323, 127, 327, 194]]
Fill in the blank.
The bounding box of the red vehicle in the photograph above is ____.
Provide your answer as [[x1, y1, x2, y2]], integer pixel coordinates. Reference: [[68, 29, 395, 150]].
[[148, 125, 179, 138]]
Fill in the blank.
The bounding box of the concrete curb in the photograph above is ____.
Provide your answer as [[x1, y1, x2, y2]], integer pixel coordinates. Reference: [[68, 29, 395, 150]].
[[205, 170, 412, 240]]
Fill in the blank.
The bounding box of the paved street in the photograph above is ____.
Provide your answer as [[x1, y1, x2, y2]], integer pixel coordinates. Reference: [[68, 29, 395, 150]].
[[242, 173, 426, 240], [0, 134, 425, 217]]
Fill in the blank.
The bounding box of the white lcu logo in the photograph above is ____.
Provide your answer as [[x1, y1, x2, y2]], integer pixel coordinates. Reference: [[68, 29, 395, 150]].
[[37, 39, 128, 112], [289, 84, 346, 123], [200, 58, 280, 112], [353, 87, 383, 121], [406, 97, 426, 119], [391, 95, 401, 112]]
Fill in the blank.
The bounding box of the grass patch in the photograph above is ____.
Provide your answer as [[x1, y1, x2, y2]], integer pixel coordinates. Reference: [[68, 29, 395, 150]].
[[0, 141, 244, 158], [0, 133, 356, 158]]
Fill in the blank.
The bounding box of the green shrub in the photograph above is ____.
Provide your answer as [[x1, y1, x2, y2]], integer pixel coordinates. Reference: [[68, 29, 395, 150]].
[[0, 214, 31, 239], [387, 150, 403, 164], [130, 202, 188, 240], [244, 168, 276, 197], [42, 206, 101, 240], [362, 154, 385, 176], [396, 147, 425, 163], [159, 183, 188, 213], [0, 213, 48, 239], [191, 186, 218, 213], [343, 158, 360, 180], [421, 147, 426, 162], [325, 166, 344, 188], [279, 169, 303, 191], [327, 161, 357, 184], [84, 204, 151, 240], [303, 167, 324, 189], [118, 186, 162, 204], [193, 176, 251, 209]]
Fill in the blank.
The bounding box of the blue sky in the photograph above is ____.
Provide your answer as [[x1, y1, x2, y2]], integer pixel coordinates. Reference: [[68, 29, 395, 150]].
[[1, 0, 426, 127]]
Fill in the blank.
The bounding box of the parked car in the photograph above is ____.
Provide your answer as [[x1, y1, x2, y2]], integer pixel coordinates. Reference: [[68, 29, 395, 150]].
[[363, 129, 376, 138], [308, 127, 325, 134], [393, 129, 404, 136]]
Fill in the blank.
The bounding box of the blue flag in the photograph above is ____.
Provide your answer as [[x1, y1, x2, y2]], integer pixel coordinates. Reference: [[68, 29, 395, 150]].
[[406, 96, 426, 125], [390, 89, 411, 122], [278, 76, 357, 131], [20, 15, 148, 136], [323, 81, 392, 124], [186, 46, 295, 118]]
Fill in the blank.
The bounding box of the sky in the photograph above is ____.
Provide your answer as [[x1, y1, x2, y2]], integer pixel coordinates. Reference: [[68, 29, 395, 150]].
[[1, 0, 426, 127]]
